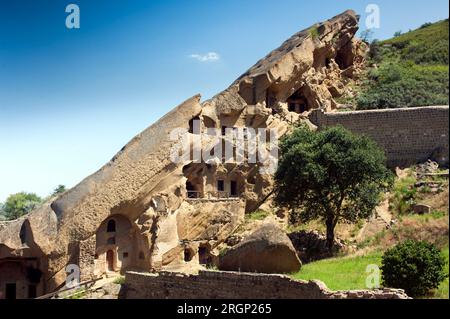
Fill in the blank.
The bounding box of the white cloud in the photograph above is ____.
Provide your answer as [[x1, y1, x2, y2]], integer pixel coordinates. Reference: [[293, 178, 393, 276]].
[[189, 52, 220, 62]]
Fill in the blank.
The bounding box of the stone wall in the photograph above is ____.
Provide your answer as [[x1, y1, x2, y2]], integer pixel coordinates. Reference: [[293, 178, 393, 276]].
[[309, 106, 449, 168], [123, 270, 409, 299]]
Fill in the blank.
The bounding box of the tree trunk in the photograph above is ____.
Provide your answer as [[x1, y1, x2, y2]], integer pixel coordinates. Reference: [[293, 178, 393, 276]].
[[326, 216, 335, 252]]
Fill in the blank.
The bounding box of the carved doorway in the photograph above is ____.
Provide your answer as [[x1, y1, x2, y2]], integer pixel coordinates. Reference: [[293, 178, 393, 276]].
[[106, 250, 115, 272]]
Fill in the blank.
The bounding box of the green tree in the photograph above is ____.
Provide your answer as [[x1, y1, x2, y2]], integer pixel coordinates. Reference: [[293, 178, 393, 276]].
[[0, 203, 6, 221], [52, 184, 67, 195], [274, 125, 393, 250], [1, 192, 42, 220]]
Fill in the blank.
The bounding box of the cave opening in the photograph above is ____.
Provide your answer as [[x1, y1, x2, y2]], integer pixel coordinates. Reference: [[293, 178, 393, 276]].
[[287, 88, 310, 114], [335, 47, 352, 70], [188, 116, 201, 134], [184, 248, 194, 262]]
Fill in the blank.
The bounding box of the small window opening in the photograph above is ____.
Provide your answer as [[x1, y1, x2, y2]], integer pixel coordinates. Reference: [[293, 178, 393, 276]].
[[230, 181, 238, 197], [217, 180, 225, 192], [107, 219, 116, 233], [184, 249, 193, 262]]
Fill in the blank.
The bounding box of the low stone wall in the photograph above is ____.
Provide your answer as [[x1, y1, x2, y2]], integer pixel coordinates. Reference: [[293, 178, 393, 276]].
[[309, 106, 449, 168], [123, 270, 410, 299]]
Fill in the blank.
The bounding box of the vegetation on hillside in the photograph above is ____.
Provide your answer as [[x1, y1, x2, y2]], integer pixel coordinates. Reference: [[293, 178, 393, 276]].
[[292, 245, 449, 299], [0, 184, 67, 220], [0, 192, 42, 220], [291, 163, 449, 298], [355, 19, 449, 109]]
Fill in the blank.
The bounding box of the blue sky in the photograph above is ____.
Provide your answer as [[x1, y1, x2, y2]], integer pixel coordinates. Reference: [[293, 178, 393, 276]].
[[0, 0, 448, 202]]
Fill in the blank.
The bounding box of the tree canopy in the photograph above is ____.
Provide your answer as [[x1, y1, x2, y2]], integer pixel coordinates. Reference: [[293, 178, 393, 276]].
[[274, 125, 393, 250], [0, 192, 42, 220], [52, 184, 67, 195]]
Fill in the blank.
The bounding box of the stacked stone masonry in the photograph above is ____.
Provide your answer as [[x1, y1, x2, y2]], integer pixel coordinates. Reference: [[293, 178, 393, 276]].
[[309, 106, 449, 168], [123, 270, 410, 299]]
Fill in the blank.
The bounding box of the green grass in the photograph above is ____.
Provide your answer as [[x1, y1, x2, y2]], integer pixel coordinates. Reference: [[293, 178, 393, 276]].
[[66, 288, 87, 299], [406, 210, 447, 222], [291, 247, 449, 298], [432, 247, 449, 299], [245, 210, 270, 221], [292, 251, 383, 291]]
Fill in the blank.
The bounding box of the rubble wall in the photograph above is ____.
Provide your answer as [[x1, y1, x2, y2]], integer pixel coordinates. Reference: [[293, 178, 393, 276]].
[[310, 106, 449, 167], [123, 270, 409, 299]]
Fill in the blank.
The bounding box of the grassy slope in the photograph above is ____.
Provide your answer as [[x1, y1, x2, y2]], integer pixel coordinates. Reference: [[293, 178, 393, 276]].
[[292, 246, 449, 298], [292, 251, 382, 291], [292, 171, 449, 298], [355, 19, 449, 109]]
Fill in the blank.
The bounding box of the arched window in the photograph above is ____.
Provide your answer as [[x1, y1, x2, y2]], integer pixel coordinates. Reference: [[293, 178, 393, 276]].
[[107, 219, 116, 233]]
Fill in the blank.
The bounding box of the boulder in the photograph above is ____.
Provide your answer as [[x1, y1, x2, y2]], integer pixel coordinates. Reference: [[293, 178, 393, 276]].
[[219, 224, 301, 274], [288, 230, 345, 263]]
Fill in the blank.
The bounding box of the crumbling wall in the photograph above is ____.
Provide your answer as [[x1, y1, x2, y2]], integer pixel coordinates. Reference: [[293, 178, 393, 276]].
[[310, 106, 449, 168], [123, 270, 410, 299]]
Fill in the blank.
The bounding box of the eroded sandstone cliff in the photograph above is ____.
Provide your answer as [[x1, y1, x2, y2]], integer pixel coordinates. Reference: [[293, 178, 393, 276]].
[[0, 10, 366, 297]]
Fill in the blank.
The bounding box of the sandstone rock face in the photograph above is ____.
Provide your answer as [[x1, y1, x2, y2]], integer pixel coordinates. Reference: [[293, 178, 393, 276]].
[[0, 10, 366, 298], [219, 224, 301, 273]]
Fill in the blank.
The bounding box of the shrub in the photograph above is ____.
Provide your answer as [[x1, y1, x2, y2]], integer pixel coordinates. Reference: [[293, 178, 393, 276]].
[[113, 276, 125, 285], [309, 26, 320, 40], [390, 175, 417, 215], [381, 240, 447, 297]]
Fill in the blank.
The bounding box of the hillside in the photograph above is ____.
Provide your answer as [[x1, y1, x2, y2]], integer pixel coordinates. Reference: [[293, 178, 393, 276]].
[[353, 19, 449, 109]]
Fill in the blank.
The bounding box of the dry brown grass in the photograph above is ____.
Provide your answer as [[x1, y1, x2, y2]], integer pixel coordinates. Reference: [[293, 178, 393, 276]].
[[360, 215, 449, 251], [420, 186, 449, 213]]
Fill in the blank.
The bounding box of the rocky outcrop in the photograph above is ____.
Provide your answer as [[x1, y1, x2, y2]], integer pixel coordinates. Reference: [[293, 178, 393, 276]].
[[219, 224, 301, 273], [288, 230, 346, 263], [0, 10, 367, 297]]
